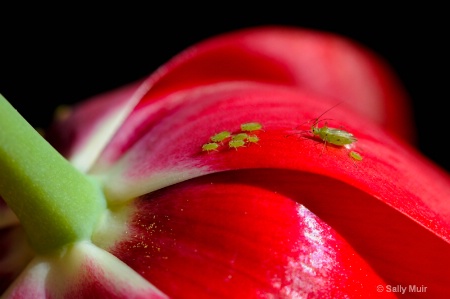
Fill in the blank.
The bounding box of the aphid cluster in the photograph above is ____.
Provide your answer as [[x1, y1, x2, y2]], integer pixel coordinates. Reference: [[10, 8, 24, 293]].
[[202, 122, 263, 153]]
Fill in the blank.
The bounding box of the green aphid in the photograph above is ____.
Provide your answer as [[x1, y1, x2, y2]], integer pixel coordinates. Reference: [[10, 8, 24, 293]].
[[310, 104, 357, 147], [228, 139, 246, 150], [311, 123, 357, 147], [232, 133, 249, 141], [241, 122, 263, 132], [349, 151, 363, 161], [210, 131, 231, 142], [247, 134, 260, 144], [286, 103, 358, 157], [202, 142, 219, 153]]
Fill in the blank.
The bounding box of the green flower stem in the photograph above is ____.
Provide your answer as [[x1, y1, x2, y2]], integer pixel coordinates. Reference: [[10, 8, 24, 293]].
[[0, 95, 106, 253]]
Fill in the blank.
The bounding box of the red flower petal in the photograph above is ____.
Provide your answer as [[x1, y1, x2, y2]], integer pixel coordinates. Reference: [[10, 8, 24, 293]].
[[134, 26, 415, 142], [112, 172, 396, 298], [108, 167, 450, 297]]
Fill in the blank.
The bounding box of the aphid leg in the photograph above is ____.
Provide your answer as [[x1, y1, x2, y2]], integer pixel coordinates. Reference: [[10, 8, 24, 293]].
[[285, 132, 304, 138], [285, 127, 312, 139], [319, 140, 328, 157]]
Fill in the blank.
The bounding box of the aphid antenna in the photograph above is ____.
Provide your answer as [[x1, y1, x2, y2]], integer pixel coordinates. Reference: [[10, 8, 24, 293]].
[[286, 122, 313, 138], [292, 118, 313, 130], [286, 117, 334, 137], [290, 117, 316, 131], [286, 102, 343, 137], [295, 103, 343, 129], [285, 130, 311, 139], [313, 102, 343, 122], [311, 118, 335, 126]]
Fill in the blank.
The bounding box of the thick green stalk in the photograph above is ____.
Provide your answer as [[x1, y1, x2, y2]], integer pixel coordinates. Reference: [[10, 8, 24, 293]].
[[0, 95, 106, 253]]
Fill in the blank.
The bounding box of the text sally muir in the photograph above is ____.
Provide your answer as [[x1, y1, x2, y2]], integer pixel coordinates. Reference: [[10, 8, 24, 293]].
[[385, 285, 427, 294]]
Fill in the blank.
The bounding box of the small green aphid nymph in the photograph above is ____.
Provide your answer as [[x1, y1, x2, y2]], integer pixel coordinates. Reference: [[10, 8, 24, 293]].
[[210, 131, 231, 143], [228, 139, 246, 150], [247, 135, 260, 144], [202, 142, 219, 152], [241, 122, 263, 132], [349, 151, 363, 161], [232, 133, 249, 141]]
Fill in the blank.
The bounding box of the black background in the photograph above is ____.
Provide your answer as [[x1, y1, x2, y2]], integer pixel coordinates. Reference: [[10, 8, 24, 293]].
[[1, 6, 448, 172]]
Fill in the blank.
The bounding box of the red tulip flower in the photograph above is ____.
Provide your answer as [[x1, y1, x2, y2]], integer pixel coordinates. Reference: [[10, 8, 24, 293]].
[[1, 26, 449, 298]]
